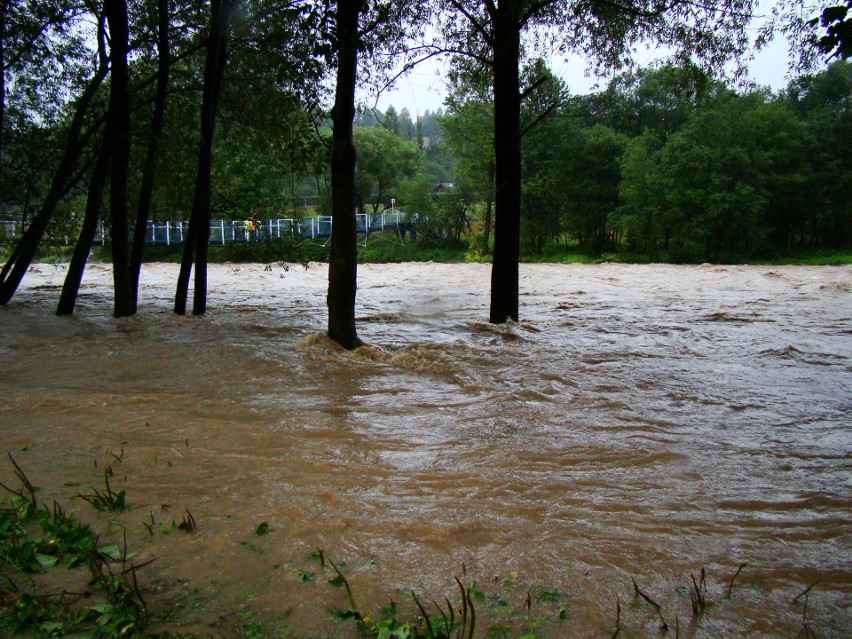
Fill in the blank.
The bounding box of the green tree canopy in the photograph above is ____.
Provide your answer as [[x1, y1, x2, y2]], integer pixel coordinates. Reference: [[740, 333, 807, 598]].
[[353, 125, 421, 214]]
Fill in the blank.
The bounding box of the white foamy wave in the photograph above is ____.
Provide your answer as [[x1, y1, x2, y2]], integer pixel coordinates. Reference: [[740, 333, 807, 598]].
[[296, 332, 345, 351]]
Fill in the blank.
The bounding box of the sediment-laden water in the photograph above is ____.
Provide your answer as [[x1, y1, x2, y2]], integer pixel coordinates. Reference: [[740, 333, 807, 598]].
[[1, 261, 850, 637]]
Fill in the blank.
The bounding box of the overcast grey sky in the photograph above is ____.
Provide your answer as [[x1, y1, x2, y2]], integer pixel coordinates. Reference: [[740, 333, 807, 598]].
[[364, 12, 814, 116]]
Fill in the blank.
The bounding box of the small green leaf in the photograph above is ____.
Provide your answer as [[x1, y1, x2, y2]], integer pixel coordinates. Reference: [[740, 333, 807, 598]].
[[38, 621, 65, 634], [255, 522, 270, 535], [334, 609, 360, 620], [35, 553, 59, 568], [395, 624, 414, 639], [328, 574, 346, 588], [89, 603, 114, 615], [98, 545, 122, 560]]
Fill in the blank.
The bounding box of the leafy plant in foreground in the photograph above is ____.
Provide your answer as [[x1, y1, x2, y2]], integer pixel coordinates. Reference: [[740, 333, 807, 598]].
[[0, 456, 148, 637], [324, 551, 477, 639], [76, 468, 128, 512]]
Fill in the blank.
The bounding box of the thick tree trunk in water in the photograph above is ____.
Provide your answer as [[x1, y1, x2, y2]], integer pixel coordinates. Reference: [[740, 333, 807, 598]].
[[489, 6, 522, 324], [0, 64, 108, 304], [130, 0, 170, 313], [57, 133, 113, 316], [483, 159, 495, 253], [105, 0, 133, 318], [327, 0, 364, 350], [174, 0, 234, 316], [174, 216, 196, 315]]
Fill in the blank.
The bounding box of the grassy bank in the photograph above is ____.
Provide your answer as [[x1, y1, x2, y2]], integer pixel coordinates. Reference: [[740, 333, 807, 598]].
[[2, 237, 851, 266]]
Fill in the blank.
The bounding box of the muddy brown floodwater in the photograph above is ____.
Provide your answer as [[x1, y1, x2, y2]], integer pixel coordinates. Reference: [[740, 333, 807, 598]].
[[0, 262, 850, 637]]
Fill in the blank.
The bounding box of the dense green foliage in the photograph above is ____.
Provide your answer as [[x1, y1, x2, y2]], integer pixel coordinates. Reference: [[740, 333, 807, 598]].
[[506, 61, 852, 262], [4, 58, 849, 266], [0, 0, 849, 270]]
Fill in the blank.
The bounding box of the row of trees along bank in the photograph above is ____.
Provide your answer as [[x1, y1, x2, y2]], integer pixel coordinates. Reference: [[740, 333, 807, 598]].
[[0, 0, 846, 348]]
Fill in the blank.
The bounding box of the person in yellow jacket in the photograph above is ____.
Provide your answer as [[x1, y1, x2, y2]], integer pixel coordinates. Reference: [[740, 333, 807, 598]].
[[245, 215, 257, 241]]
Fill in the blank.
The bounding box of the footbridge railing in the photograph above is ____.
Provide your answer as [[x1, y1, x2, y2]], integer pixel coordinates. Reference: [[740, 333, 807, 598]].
[[0, 211, 413, 246]]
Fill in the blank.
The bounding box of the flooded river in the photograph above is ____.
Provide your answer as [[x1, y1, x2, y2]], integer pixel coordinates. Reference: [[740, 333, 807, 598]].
[[1, 262, 850, 637]]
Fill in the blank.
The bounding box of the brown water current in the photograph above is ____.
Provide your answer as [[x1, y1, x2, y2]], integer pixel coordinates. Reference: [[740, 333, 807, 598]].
[[0, 262, 850, 637]]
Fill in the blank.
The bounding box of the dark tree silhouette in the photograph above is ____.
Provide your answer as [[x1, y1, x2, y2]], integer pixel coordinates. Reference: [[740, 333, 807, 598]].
[[104, 0, 133, 318], [327, 0, 366, 349], [130, 0, 171, 313], [174, 0, 236, 316]]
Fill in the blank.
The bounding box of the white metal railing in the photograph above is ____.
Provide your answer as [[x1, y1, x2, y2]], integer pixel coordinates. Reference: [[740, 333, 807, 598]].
[[1, 212, 411, 245]]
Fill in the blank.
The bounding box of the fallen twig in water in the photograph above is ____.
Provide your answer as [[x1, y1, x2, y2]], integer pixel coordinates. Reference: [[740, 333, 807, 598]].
[[794, 583, 820, 639], [610, 597, 622, 639], [727, 562, 748, 598], [632, 577, 669, 632]]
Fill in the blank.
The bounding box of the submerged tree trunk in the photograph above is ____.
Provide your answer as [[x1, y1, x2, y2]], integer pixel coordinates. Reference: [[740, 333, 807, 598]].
[[105, 0, 133, 318], [56, 132, 112, 316], [173, 216, 196, 314], [174, 0, 234, 316], [489, 4, 522, 324], [0, 60, 108, 305], [327, 0, 364, 349], [130, 0, 170, 313]]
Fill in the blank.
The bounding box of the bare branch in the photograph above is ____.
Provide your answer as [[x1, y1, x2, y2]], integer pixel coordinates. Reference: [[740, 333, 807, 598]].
[[450, 0, 495, 48], [520, 100, 560, 137], [520, 74, 548, 101]]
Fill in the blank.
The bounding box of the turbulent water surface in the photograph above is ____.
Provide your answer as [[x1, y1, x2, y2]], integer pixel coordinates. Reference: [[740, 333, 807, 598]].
[[1, 262, 850, 637]]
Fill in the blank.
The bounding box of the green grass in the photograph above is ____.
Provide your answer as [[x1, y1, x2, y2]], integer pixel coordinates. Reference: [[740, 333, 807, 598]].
[[763, 249, 852, 266], [2, 238, 851, 268]]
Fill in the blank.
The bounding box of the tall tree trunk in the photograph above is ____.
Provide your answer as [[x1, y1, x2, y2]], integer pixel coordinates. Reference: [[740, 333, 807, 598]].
[[483, 158, 495, 253], [105, 0, 133, 318], [173, 213, 196, 314], [56, 132, 113, 316], [174, 0, 234, 316], [327, 0, 364, 349], [489, 5, 522, 324], [0, 61, 108, 304], [130, 0, 170, 313]]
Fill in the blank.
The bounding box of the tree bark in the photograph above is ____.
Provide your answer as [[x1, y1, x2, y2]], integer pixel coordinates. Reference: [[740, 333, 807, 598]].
[[56, 132, 112, 316], [483, 158, 495, 253], [174, 0, 234, 316], [105, 0, 133, 318], [327, 0, 364, 349], [489, 3, 522, 323], [130, 0, 170, 313]]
